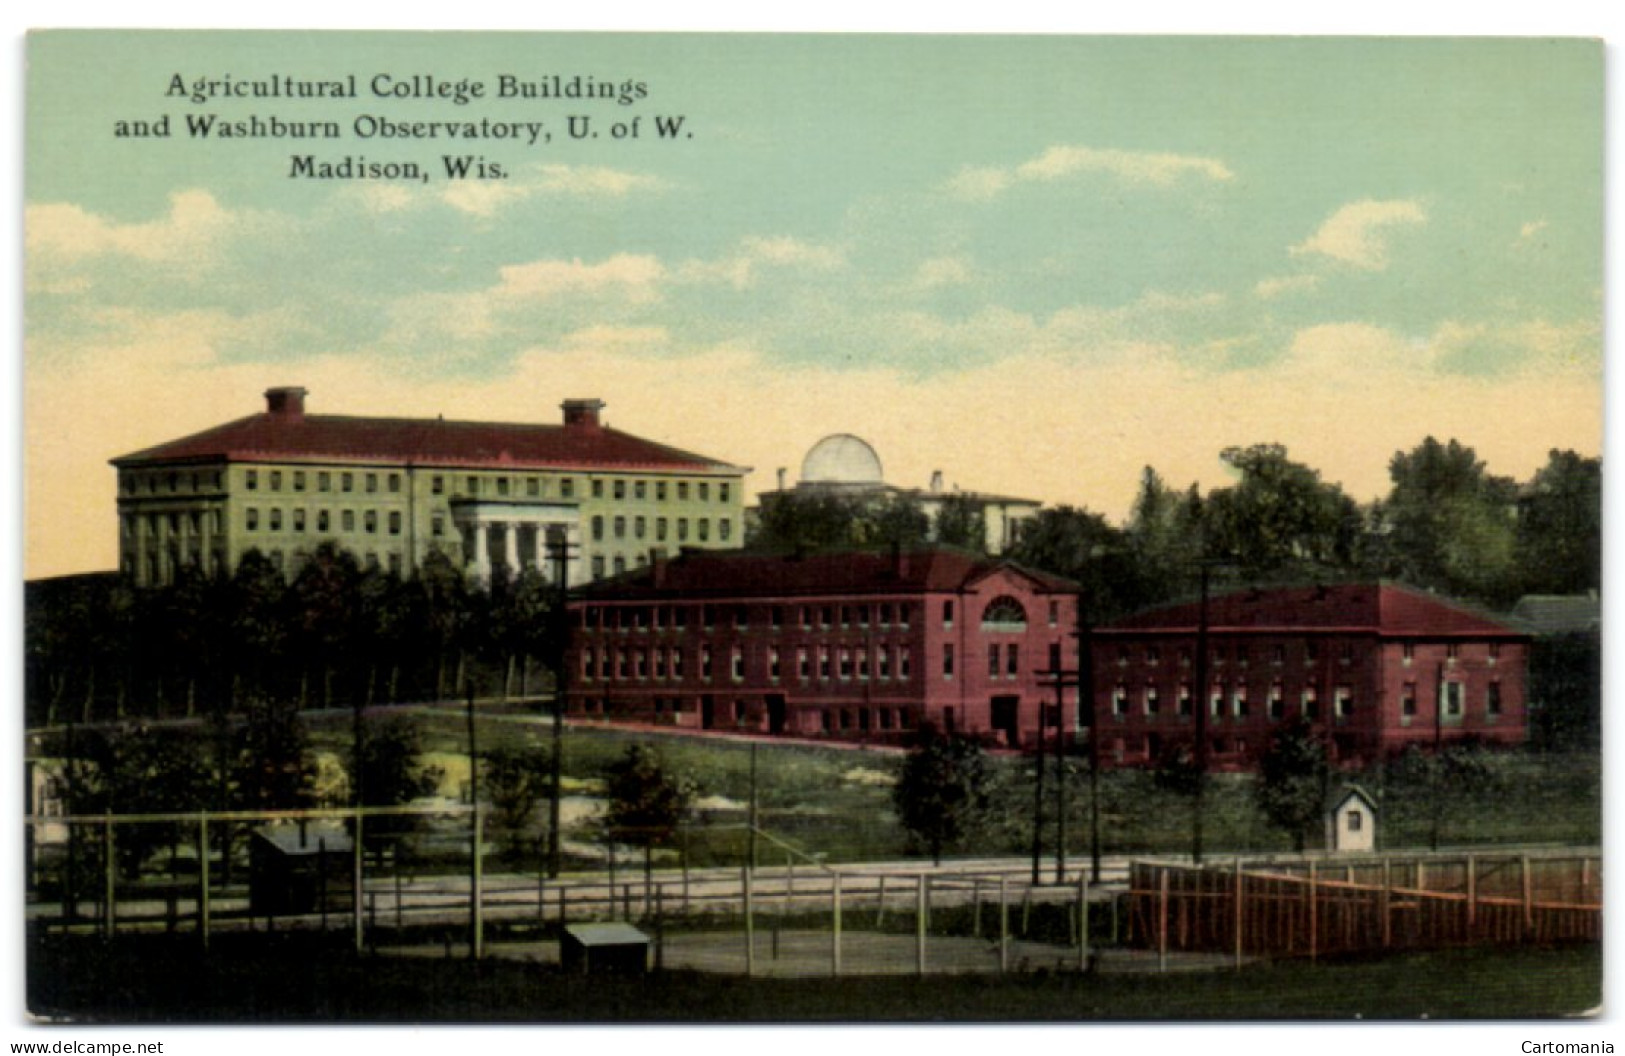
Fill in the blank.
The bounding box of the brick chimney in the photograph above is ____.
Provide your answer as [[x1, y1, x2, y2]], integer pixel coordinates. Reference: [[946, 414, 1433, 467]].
[[561, 398, 605, 430], [265, 386, 308, 420]]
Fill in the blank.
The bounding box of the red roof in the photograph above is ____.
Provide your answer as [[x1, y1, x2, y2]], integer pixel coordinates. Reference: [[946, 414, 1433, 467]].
[[574, 546, 1078, 601], [112, 412, 744, 474], [1099, 582, 1526, 639]]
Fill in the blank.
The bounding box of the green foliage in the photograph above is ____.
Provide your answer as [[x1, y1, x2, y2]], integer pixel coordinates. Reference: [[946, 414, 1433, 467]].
[[1253, 718, 1330, 851], [601, 744, 696, 852], [482, 743, 553, 857], [230, 696, 317, 812], [1528, 632, 1601, 751], [748, 492, 931, 553], [931, 494, 988, 553], [1516, 449, 1601, 597], [1205, 444, 1363, 579], [1377, 437, 1520, 605], [891, 731, 992, 864], [1150, 740, 1204, 799]]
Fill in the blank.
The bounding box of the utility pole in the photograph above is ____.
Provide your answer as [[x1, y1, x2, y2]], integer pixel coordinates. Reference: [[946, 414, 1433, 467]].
[[1078, 610, 1101, 884], [1192, 563, 1211, 865], [1030, 693, 1046, 886], [546, 528, 578, 879]]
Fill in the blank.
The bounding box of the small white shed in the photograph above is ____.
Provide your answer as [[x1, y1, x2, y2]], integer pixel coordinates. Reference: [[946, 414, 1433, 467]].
[[1326, 785, 1378, 853]]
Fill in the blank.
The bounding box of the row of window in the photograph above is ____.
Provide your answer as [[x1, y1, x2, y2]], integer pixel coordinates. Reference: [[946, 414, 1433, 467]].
[[243, 506, 405, 537], [580, 643, 918, 684], [576, 601, 922, 634], [589, 514, 732, 545], [239, 466, 737, 504], [1109, 640, 1500, 668], [1104, 678, 1503, 722], [122, 470, 225, 495], [121, 510, 223, 539], [573, 696, 917, 734]]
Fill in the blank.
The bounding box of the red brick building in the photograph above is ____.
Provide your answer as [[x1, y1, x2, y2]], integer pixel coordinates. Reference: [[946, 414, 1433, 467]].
[[1090, 582, 1530, 770], [565, 547, 1079, 745]]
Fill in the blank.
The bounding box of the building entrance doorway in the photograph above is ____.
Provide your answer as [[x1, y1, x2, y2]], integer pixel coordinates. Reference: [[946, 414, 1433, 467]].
[[767, 694, 787, 735], [991, 695, 1021, 747], [701, 695, 716, 730]]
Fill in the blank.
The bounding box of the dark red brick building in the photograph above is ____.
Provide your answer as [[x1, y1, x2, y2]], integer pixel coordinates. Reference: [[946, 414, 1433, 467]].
[[1090, 582, 1530, 769], [565, 547, 1079, 745]]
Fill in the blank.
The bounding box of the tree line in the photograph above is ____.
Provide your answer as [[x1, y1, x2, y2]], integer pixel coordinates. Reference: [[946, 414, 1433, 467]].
[[26, 543, 560, 728], [753, 438, 1600, 624]]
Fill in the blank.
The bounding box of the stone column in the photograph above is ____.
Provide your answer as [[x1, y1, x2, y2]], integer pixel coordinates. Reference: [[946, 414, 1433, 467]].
[[503, 520, 520, 576], [534, 524, 549, 579], [472, 518, 491, 582]]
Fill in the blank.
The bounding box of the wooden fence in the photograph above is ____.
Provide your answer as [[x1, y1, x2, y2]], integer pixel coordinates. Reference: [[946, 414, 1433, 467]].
[[1127, 850, 1600, 964]]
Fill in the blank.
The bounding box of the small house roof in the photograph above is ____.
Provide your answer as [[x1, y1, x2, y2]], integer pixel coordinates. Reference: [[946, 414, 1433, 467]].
[[564, 922, 650, 947], [1330, 785, 1378, 813]]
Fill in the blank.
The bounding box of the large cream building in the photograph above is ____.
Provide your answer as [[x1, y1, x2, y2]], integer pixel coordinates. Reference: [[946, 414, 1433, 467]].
[[112, 387, 749, 587]]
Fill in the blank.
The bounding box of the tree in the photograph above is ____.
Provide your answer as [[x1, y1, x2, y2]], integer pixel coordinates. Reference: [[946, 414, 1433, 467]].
[[601, 744, 696, 888], [891, 730, 991, 865], [482, 744, 554, 861], [1204, 444, 1363, 579], [1006, 505, 1141, 624], [1125, 468, 1206, 607], [1379, 437, 1519, 605], [351, 717, 444, 848], [932, 494, 988, 553], [286, 542, 361, 707], [1253, 718, 1330, 851], [1516, 449, 1601, 597]]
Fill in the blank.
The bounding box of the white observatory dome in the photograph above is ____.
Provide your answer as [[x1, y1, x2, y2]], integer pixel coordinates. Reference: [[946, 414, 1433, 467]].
[[800, 434, 884, 485]]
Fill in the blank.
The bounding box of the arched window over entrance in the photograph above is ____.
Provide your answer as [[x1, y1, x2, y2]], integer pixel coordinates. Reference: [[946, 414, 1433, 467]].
[[981, 595, 1027, 630]]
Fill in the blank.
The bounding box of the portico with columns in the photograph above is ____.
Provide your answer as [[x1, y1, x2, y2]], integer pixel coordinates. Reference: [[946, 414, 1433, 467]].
[[450, 499, 583, 586]]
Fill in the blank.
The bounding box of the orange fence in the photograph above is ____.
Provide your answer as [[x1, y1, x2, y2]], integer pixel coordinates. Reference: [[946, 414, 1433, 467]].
[[1128, 851, 1600, 963]]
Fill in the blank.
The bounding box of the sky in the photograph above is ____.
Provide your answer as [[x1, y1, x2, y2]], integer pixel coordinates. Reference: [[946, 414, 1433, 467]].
[[23, 32, 1603, 579]]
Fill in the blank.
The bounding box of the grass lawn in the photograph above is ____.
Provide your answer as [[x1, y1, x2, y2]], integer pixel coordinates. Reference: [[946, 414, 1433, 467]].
[[27, 931, 1600, 1022], [294, 708, 1605, 867]]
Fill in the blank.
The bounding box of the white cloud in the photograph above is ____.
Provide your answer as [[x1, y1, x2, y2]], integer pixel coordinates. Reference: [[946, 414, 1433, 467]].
[[1289, 199, 1427, 270], [439, 164, 666, 216], [1254, 274, 1322, 299], [493, 253, 665, 302], [945, 145, 1233, 200], [909, 255, 974, 291], [677, 236, 846, 289], [26, 190, 239, 268]]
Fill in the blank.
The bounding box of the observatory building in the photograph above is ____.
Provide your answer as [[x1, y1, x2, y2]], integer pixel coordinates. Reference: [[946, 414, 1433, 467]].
[[758, 433, 1041, 554]]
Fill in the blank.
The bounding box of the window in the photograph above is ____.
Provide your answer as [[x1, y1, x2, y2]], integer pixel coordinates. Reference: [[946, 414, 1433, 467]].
[[1269, 684, 1285, 719], [899, 603, 912, 629], [364, 511, 378, 534], [1335, 685, 1353, 719], [635, 516, 647, 539], [701, 645, 714, 679], [1447, 642, 1460, 663], [1178, 684, 1193, 717], [1302, 687, 1319, 720], [879, 646, 892, 680], [342, 472, 354, 493], [366, 473, 378, 494], [698, 519, 710, 541], [656, 517, 668, 541], [1048, 600, 1059, 627], [819, 646, 832, 680], [1402, 641, 1415, 666], [270, 470, 283, 491], [770, 646, 782, 680], [698, 483, 710, 501], [857, 648, 870, 680], [798, 647, 810, 681], [1347, 811, 1363, 833], [1233, 687, 1248, 718], [943, 644, 955, 679], [561, 478, 575, 499], [318, 471, 331, 492], [1402, 682, 1417, 718], [1487, 681, 1502, 716], [1144, 686, 1160, 715], [1210, 686, 1224, 718], [497, 477, 509, 497], [527, 478, 540, 497], [1006, 643, 1020, 677], [246, 469, 259, 491], [590, 556, 605, 580], [317, 510, 330, 532], [1442, 681, 1464, 718], [432, 475, 444, 495], [614, 480, 626, 500], [292, 471, 306, 492], [678, 482, 689, 501], [1112, 685, 1128, 717], [840, 647, 854, 680], [988, 645, 1001, 678], [613, 556, 626, 575], [719, 519, 732, 541], [614, 516, 626, 540], [1489, 642, 1502, 664], [943, 600, 954, 626], [246, 508, 259, 531], [982, 596, 1027, 629], [678, 519, 689, 541], [592, 516, 605, 541], [342, 510, 355, 532], [269, 508, 283, 531], [634, 481, 646, 500], [592, 480, 604, 499], [899, 646, 911, 678], [388, 512, 402, 536]]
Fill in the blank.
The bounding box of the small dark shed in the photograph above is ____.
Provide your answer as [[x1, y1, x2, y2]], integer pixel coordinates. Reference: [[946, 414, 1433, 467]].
[[561, 922, 650, 974], [249, 823, 355, 916]]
